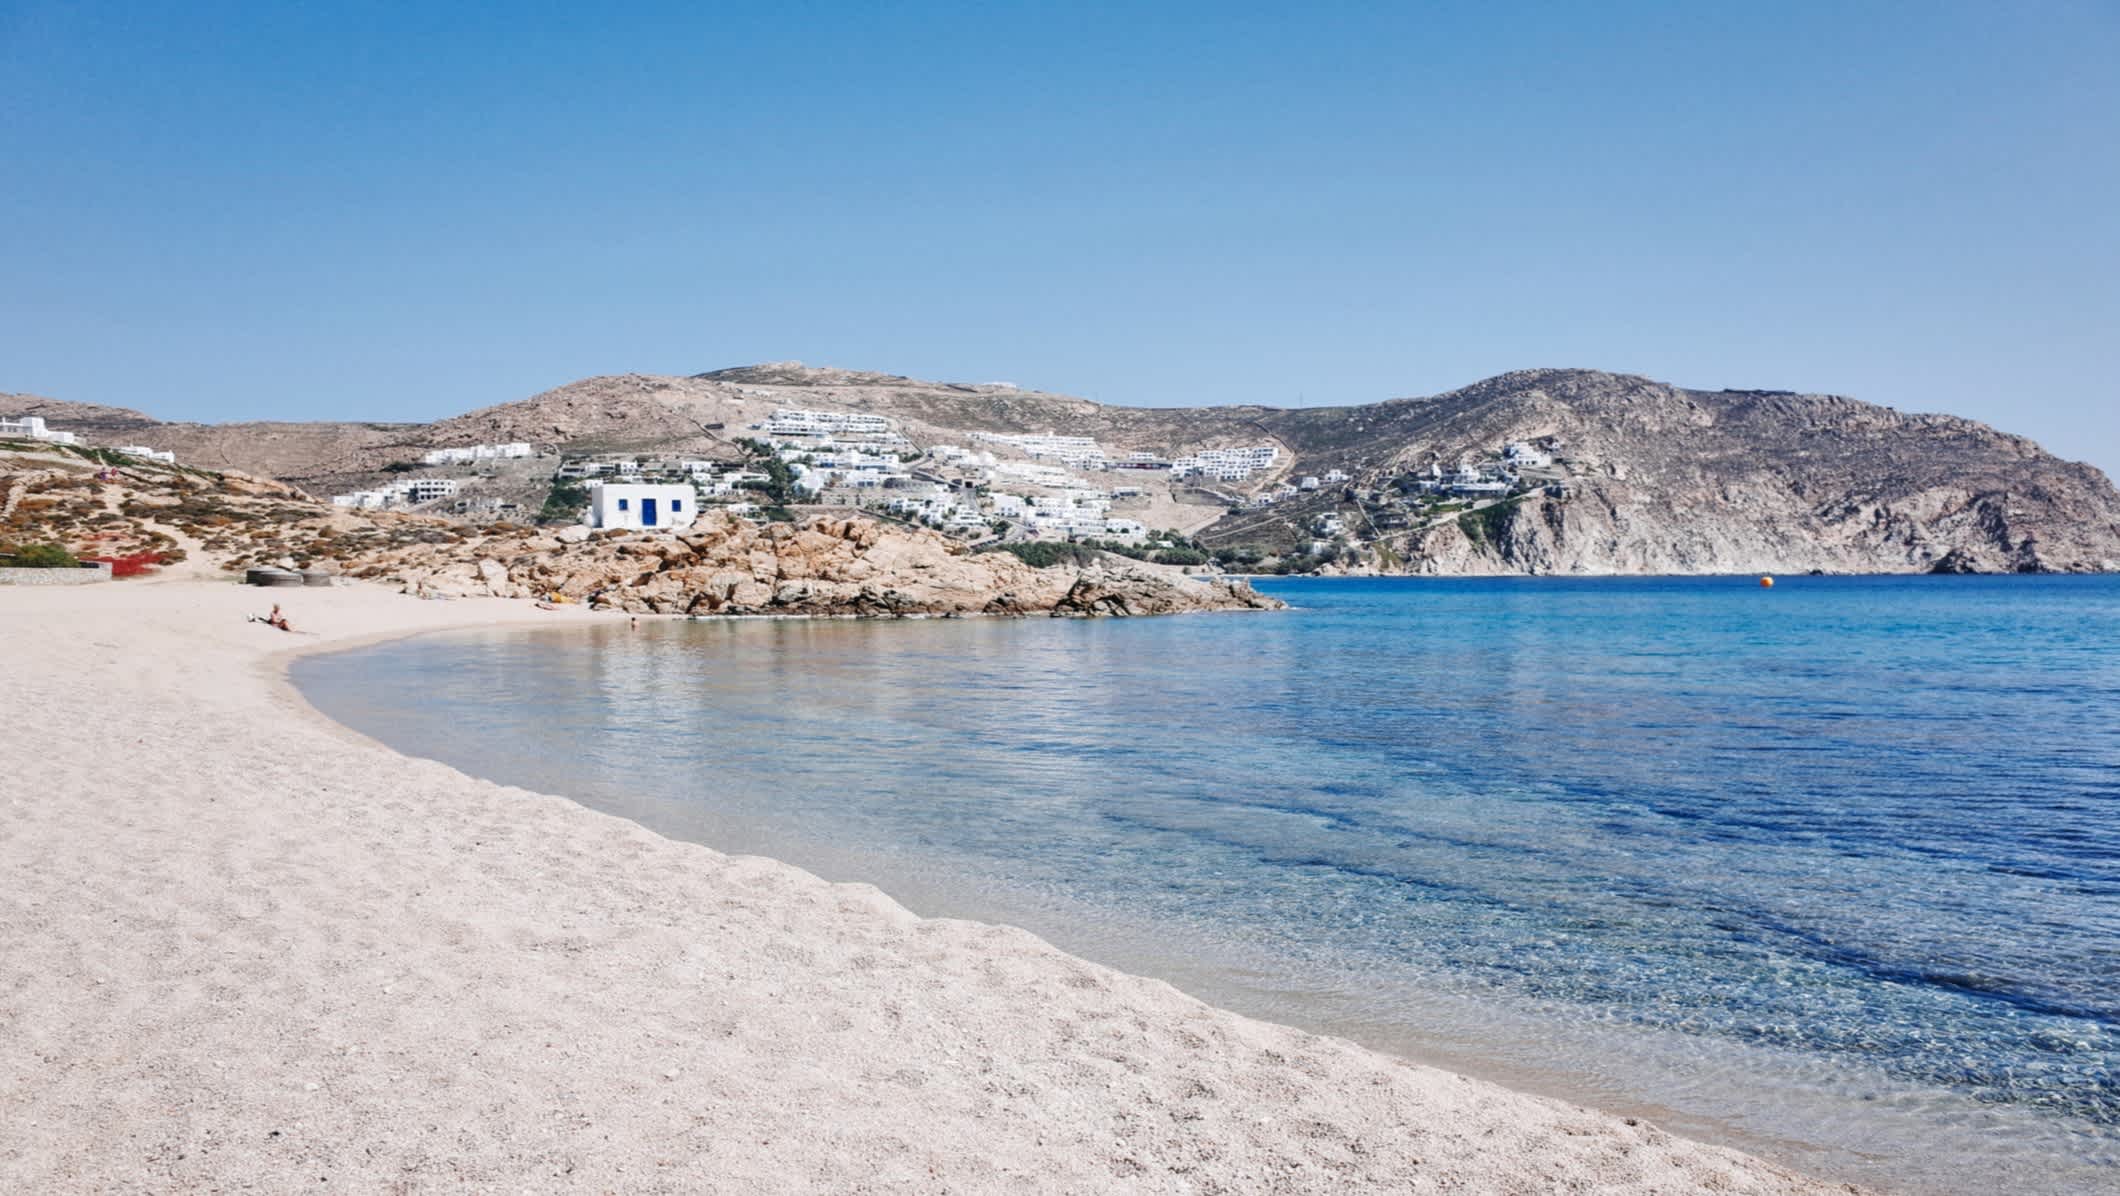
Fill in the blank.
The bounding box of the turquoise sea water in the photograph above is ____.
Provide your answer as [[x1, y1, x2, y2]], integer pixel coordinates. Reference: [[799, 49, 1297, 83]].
[[296, 576, 2120, 1194]]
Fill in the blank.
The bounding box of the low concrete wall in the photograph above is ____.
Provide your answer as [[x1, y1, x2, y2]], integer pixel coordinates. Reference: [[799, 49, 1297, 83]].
[[0, 562, 113, 586]]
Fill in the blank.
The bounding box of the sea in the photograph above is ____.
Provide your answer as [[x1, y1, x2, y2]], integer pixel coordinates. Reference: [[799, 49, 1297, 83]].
[[293, 575, 2120, 1194]]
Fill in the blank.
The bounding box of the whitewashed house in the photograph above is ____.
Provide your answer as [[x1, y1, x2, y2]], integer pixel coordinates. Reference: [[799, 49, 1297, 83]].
[[115, 445, 177, 464], [0, 415, 81, 446], [587, 481, 695, 531]]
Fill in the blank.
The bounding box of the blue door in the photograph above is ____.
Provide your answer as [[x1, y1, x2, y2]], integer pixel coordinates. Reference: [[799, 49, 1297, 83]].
[[642, 498, 659, 526]]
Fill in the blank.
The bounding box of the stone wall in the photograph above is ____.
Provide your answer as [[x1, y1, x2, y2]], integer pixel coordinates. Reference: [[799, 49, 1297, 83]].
[[0, 562, 113, 586]]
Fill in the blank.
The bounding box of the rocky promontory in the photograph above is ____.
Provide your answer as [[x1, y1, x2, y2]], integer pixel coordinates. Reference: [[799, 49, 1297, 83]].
[[355, 512, 1282, 617]]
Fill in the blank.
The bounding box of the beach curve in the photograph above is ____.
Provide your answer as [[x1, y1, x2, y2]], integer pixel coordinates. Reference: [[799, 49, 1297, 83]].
[[0, 579, 1859, 1193]]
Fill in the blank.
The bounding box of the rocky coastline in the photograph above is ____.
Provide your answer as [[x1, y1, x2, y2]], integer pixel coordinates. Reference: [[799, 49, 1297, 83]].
[[353, 511, 1283, 617]]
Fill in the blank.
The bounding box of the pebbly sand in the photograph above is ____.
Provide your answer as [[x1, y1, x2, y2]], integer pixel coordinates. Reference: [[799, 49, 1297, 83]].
[[0, 579, 1860, 1193]]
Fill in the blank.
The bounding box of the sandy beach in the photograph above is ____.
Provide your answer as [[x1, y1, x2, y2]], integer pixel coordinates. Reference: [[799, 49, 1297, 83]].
[[0, 578, 1857, 1193]]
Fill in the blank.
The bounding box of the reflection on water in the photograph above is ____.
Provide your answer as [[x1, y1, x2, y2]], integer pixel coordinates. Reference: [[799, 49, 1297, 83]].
[[297, 575, 2120, 1195]]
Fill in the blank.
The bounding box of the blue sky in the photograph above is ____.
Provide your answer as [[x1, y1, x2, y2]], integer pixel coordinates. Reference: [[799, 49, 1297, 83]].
[[3, 2, 2116, 474]]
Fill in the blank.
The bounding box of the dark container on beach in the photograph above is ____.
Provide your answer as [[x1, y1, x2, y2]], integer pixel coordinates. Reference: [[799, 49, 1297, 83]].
[[300, 569, 335, 587], [246, 568, 304, 587]]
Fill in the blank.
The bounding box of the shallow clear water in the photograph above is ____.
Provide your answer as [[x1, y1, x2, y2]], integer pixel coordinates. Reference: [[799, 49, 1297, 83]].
[[296, 575, 2120, 1194]]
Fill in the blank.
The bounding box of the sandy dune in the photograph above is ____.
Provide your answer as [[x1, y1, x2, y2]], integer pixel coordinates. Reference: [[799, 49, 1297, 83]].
[[0, 580, 1857, 1193]]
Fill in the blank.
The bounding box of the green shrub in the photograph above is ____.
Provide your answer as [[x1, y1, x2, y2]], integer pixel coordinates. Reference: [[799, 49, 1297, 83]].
[[2, 542, 82, 568], [1459, 502, 1514, 548], [979, 540, 1101, 569], [538, 479, 590, 524]]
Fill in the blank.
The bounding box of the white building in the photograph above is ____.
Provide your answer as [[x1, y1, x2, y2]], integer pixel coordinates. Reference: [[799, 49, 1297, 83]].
[[988, 461, 1079, 489], [423, 442, 532, 465], [0, 415, 81, 446], [1504, 442, 1553, 468], [587, 481, 695, 531], [1169, 444, 1280, 481], [764, 408, 894, 440], [1102, 518, 1147, 539], [329, 476, 465, 509], [404, 478, 461, 504], [972, 431, 1109, 470], [115, 445, 177, 464], [1411, 459, 1518, 497], [1299, 475, 1320, 490]]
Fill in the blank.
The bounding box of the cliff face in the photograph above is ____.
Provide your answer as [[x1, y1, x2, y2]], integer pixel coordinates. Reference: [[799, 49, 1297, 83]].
[[1263, 371, 2120, 575], [11, 364, 2120, 575]]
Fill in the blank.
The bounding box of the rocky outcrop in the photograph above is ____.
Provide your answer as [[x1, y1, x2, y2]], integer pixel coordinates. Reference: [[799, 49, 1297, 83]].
[[0, 448, 1280, 616], [358, 512, 1282, 617]]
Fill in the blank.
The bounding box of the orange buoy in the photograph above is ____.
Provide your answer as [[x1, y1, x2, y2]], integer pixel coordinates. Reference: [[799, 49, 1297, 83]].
[[1759, 575, 1775, 588]]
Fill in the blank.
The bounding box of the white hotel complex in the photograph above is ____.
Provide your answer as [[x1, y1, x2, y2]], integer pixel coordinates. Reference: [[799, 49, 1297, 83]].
[[763, 408, 895, 439], [1168, 445, 1280, 481], [422, 442, 533, 465], [971, 431, 1109, 470]]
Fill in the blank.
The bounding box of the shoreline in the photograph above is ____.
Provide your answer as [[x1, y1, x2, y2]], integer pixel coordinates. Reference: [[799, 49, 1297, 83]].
[[2, 579, 1856, 1192]]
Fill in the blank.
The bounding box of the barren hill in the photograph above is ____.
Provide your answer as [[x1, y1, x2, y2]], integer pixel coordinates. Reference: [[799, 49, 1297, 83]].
[[9, 363, 2118, 575]]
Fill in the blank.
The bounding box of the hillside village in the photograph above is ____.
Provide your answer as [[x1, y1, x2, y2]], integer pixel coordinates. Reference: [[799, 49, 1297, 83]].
[[277, 401, 1582, 576]]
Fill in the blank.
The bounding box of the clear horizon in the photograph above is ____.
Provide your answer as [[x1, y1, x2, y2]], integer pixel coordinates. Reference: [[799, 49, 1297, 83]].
[[3, 2, 2116, 475]]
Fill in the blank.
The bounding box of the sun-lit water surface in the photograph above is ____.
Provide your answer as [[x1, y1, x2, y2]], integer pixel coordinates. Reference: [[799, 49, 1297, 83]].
[[296, 575, 2120, 1195]]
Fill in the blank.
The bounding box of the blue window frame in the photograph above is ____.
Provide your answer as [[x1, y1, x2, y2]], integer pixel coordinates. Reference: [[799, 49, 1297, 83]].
[[617, 498, 629, 511], [672, 499, 684, 511]]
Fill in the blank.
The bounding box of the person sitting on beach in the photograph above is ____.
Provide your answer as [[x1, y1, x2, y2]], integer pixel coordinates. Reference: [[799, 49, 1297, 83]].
[[250, 603, 293, 632]]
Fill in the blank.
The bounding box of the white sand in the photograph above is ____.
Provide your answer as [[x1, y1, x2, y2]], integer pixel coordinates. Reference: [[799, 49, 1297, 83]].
[[0, 579, 1859, 1193]]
